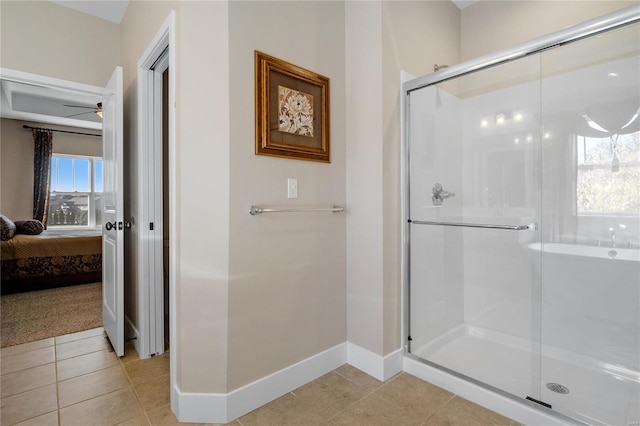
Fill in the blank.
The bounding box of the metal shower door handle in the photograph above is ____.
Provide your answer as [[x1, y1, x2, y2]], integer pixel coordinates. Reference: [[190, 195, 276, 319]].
[[432, 183, 455, 206]]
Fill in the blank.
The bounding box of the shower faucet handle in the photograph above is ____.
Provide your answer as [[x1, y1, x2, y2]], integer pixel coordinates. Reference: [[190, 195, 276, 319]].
[[432, 183, 456, 206]]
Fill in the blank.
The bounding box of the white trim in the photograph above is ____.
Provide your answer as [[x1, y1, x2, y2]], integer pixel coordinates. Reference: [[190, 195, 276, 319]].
[[170, 343, 574, 425], [174, 343, 347, 424], [347, 342, 403, 381], [403, 357, 573, 426], [0, 67, 103, 130], [135, 11, 176, 362], [174, 388, 227, 424], [400, 69, 415, 360], [124, 314, 141, 355], [0, 67, 104, 95]]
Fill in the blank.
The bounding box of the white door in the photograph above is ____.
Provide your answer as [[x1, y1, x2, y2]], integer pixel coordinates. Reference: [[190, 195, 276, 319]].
[[102, 66, 125, 356]]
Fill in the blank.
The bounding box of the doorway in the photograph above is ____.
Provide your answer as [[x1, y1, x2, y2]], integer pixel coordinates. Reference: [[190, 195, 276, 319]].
[[136, 12, 175, 363]]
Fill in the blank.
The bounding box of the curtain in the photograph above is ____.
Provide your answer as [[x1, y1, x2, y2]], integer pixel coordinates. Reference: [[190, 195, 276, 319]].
[[32, 129, 53, 227]]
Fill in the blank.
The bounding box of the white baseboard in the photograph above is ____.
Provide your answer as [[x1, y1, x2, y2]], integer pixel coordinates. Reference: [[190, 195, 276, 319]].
[[173, 388, 227, 423], [174, 342, 347, 423], [124, 314, 141, 356], [347, 342, 403, 381], [172, 341, 404, 423]]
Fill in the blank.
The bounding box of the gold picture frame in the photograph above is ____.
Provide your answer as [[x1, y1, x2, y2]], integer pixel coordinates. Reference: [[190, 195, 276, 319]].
[[255, 51, 330, 163]]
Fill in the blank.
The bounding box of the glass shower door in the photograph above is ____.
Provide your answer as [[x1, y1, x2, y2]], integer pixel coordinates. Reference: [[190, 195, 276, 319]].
[[539, 22, 640, 425], [407, 55, 544, 401]]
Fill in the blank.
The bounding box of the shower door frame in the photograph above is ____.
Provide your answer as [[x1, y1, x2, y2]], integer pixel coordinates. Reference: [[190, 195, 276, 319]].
[[401, 3, 640, 423]]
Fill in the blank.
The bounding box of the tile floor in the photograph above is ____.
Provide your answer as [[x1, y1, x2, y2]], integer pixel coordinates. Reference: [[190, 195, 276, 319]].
[[1, 328, 519, 425]]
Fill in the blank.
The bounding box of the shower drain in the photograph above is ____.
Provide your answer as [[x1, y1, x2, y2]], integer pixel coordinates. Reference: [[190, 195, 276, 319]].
[[546, 382, 570, 394]]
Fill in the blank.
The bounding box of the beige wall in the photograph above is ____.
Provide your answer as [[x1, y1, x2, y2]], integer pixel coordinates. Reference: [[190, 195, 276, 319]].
[[174, 1, 231, 394], [0, 1, 120, 87], [227, 1, 347, 390], [0, 118, 101, 220], [346, 0, 460, 356], [120, 0, 231, 393], [346, 1, 385, 355], [461, 0, 637, 61], [381, 0, 460, 355], [117, 0, 176, 386]]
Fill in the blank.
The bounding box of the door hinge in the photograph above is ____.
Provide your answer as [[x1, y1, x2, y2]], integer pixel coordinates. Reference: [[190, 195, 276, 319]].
[[150, 222, 154, 231]]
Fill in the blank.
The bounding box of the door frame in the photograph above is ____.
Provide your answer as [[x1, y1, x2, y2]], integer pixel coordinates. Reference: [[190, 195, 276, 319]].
[[136, 11, 176, 366]]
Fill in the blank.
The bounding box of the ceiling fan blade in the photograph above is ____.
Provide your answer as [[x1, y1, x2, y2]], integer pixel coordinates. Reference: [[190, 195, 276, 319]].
[[63, 104, 97, 110], [65, 111, 95, 118]]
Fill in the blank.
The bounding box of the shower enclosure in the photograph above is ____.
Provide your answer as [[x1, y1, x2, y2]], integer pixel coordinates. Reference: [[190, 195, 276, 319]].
[[403, 6, 639, 425]]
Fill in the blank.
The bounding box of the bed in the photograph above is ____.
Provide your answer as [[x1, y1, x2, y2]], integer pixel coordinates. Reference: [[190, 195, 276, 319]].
[[1, 231, 102, 294]]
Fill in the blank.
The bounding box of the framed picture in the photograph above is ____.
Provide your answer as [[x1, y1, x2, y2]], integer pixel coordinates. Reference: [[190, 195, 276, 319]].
[[255, 51, 330, 163]]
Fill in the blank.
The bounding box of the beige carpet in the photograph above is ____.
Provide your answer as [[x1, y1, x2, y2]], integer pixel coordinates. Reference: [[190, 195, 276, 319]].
[[1, 282, 102, 348]]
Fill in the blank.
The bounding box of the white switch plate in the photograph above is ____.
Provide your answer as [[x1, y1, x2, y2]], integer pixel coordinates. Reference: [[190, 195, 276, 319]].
[[287, 178, 298, 199]]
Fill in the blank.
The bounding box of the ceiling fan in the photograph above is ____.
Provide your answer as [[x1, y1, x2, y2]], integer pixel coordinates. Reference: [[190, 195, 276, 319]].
[[64, 102, 102, 118]]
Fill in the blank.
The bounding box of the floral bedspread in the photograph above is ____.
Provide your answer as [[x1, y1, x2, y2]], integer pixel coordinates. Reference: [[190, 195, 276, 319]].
[[1, 234, 102, 281]]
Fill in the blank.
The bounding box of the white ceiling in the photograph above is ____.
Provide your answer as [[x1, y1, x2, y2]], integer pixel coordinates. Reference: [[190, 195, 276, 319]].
[[451, 0, 478, 10], [0, 79, 103, 129], [49, 0, 129, 24]]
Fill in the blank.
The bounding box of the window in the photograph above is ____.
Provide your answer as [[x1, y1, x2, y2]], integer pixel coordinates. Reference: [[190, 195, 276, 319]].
[[49, 155, 103, 227], [577, 132, 640, 214]]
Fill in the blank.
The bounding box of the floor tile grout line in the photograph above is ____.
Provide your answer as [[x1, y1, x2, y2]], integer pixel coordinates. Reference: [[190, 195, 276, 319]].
[[320, 368, 391, 424], [0, 340, 55, 358], [0, 346, 56, 376], [57, 385, 133, 412], [323, 387, 381, 424], [328, 368, 384, 393], [56, 366, 132, 410], [54, 342, 61, 426], [0, 362, 57, 399], [118, 351, 153, 425], [371, 378, 461, 425]]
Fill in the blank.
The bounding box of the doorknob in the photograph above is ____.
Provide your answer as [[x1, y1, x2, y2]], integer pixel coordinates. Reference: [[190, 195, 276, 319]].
[[105, 221, 117, 231], [432, 183, 456, 206]]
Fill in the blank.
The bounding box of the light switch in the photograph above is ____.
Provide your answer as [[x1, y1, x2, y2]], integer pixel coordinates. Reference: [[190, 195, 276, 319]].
[[287, 178, 298, 199]]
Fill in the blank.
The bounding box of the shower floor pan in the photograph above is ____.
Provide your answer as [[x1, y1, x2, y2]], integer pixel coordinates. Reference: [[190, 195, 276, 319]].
[[412, 325, 639, 426]]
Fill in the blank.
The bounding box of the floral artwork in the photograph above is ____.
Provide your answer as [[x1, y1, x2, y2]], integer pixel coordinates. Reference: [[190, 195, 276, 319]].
[[278, 86, 314, 137], [255, 51, 329, 162]]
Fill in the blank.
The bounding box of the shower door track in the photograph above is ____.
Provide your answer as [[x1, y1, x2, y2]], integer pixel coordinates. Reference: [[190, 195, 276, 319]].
[[404, 353, 589, 426], [402, 4, 640, 93]]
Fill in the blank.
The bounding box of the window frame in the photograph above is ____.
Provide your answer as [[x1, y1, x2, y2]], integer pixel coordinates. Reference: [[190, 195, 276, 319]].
[[576, 133, 640, 217], [48, 153, 103, 230]]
